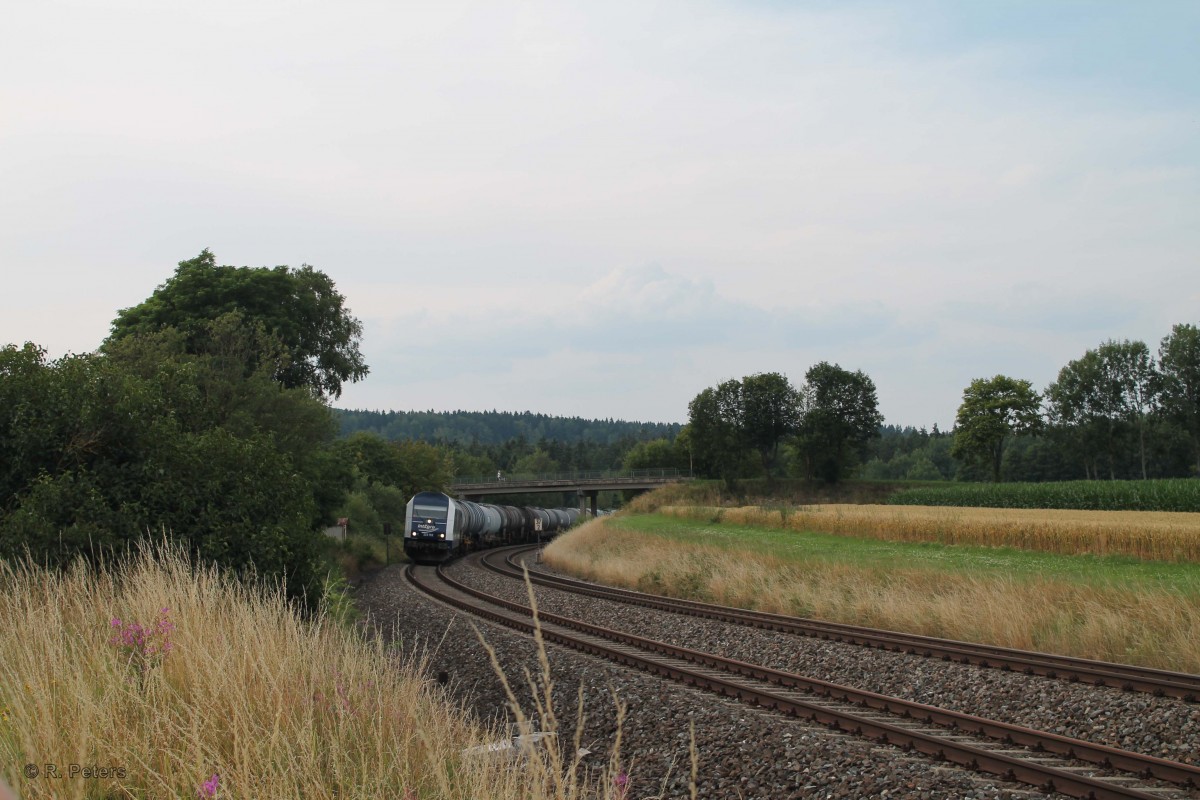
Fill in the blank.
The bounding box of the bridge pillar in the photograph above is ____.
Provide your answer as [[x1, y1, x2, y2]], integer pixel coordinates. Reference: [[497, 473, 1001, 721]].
[[580, 490, 598, 517]]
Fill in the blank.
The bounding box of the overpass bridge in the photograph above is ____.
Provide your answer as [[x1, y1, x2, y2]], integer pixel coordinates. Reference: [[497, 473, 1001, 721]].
[[449, 468, 691, 516]]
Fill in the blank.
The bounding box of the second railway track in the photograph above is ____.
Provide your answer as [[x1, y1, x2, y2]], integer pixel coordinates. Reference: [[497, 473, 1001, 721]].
[[483, 545, 1200, 702], [408, 548, 1200, 800]]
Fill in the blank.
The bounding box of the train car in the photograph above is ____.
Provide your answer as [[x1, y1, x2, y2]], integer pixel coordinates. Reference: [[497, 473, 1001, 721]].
[[403, 491, 581, 564]]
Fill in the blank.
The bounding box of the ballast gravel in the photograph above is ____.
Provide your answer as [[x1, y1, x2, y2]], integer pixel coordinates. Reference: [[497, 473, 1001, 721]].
[[355, 563, 1063, 800], [451, 558, 1200, 767]]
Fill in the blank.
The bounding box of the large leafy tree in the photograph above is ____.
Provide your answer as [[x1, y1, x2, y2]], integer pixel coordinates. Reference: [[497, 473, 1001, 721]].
[[108, 250, 368, 399], [1101, 339, 1155, 479], [1045, 350, 1108, 478], [0, 337, 332, 600], [686, 382, 748, 485], [1045, 341, 1155, 479], [951, 375, 1043, 482], [793, 362, 883, 483], [1158, 323, 1200, 475], [741, 372, 803, 477]]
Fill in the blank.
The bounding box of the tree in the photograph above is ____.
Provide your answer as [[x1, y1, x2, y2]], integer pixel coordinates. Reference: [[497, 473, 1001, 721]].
[[511, 448, 560, 476], [686, 383, 749, 486], [1100, 339, 1155, 479], [951, 375, 1042, 482], [740, 372, 802, 478], [1045, 350, 1108, 478], [794, 362, 884, 483], [108, 250, 368, 399], [1158, 323, 1200, 475], [621, 438, 687, 471], [0, 340, 328, 601]]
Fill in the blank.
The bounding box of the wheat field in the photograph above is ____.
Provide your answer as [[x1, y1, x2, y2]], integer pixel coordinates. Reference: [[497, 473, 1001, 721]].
[[661, 504, 1200, 562]]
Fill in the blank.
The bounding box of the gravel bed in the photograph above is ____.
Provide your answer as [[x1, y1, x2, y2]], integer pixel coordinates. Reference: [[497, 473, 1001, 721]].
[[454, 557, 1200, 768], [356, 564, 1059, 800]]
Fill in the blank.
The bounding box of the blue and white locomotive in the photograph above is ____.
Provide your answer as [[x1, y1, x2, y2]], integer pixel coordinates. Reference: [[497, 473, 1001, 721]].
[[403, 491, 581, 564]]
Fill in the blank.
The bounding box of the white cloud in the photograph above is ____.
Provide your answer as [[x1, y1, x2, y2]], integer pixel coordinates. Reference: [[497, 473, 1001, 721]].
[[2, 1, 1198, 427]]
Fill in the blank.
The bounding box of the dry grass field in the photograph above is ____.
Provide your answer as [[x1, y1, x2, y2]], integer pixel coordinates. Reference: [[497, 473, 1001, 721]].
[[0, 546, 625, 800], [662, 503, 1200, 562], [544, 510, 1200, 673]]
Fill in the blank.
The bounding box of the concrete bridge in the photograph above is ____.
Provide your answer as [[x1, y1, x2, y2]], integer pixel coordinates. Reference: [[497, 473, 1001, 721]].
[[449, 468, 691, 515]]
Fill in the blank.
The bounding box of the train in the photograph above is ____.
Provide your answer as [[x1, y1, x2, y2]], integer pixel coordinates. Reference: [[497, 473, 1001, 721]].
[[403, 491, 583, 564]]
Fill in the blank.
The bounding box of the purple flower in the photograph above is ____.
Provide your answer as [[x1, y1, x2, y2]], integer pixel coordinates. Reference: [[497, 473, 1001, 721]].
[[197, 772, 220, 799], [109, 609, 175, 670]]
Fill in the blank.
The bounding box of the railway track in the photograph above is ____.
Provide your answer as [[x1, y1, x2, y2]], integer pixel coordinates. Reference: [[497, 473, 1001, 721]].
[[407, 549, 1200, 800], [484, 546, 1200, 702]]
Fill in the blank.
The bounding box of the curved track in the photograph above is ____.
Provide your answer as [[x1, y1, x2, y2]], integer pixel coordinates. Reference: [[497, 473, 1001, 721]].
[[407, 548, 1200, 800], [486, 546, 1200, 702]]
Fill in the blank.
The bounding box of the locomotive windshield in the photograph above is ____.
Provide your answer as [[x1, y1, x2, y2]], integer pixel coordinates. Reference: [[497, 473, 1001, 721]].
[[413, 503, 447, 520]]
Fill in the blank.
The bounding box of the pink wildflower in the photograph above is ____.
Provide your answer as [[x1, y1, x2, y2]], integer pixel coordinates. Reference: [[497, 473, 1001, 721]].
[[109, 609, 175, 670], [197, 772, 220, 799], [614, 771, 630, 798]]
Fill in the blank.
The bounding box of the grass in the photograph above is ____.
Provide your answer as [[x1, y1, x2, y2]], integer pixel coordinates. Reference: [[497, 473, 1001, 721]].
[[624, 513, 1200, 591], [657, 503, 1200, 563], [0, 543, 631, 800], [543, 513, 1200, 673]]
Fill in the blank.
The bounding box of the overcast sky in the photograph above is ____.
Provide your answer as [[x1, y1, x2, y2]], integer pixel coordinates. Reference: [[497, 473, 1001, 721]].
[[3, 1, 1197, 428]]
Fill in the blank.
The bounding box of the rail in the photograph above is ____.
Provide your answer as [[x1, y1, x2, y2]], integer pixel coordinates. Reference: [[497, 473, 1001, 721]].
[[406, 549, 1197, 800]]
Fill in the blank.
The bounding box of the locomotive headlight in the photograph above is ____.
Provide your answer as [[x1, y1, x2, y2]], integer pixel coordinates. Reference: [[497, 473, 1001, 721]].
[[410, 531, 418, 537], [426, 518, 432, 524], [438, 532, 445, 539]]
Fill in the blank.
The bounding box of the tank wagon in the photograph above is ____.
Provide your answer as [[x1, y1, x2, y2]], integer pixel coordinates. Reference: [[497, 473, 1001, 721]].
[[403, 491, 581, 564]]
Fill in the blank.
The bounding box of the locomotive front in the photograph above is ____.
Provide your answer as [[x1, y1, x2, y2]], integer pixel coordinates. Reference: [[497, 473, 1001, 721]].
[[403, 491, 461, 563]]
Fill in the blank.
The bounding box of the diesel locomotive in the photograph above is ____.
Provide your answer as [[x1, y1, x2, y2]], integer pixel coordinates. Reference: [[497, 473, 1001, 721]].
[[403, 491, 581, 564]]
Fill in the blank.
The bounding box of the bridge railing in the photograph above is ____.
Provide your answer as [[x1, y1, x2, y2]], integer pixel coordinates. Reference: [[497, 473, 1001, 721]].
[[451, 467, 690, 487]]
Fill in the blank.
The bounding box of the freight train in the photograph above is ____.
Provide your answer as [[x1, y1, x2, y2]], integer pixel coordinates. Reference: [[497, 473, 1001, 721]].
[[403, 491, 582, 564]]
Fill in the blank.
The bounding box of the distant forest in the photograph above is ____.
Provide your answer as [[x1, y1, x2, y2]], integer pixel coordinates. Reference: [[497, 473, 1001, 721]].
[[336, 409, 681, 446], [335, 407, 1197, 485], [333, 409, 683, 481]]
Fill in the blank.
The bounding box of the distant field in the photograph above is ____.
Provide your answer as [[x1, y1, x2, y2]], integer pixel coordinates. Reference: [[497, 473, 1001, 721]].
[[543, 512, 1200, 672], [658, 503, 1200, 562]]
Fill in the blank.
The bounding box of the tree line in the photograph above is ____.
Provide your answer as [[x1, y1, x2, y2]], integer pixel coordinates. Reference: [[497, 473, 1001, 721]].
[[0, 251, 683, 601], [636, 324, 1200, 485], [0, 251, 385, 605], [664, 364, 885, 486], [337, 408, 680, 447], [948, 326, 1200, 482], [6, 249, 1196, 607]]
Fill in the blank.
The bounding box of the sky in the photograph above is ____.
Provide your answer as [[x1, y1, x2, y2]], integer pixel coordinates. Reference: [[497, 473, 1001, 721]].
[[3, 1, 1198, 429]]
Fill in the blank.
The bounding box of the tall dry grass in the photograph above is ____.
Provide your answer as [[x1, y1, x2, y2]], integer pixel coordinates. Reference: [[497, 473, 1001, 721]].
[[661, 504, 1200, 562], [544, 519, 1200, 673], [0, 545, 623, 800]]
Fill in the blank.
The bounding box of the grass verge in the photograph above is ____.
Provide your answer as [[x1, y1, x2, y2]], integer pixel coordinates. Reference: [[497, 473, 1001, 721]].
[[544, 514, 1200, 673], [0, 543, 624, 800]]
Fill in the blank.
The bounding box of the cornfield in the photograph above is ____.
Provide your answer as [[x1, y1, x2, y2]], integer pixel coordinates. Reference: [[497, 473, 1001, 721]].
[[887, 478, 1200, 512], [659, 504, 1200, 562]]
